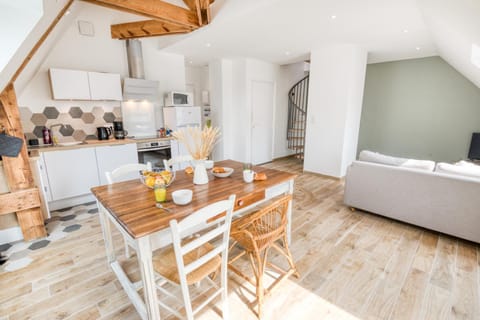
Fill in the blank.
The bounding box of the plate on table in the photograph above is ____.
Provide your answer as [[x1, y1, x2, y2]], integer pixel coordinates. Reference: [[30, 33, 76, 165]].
[[211, 167, 234, 178]]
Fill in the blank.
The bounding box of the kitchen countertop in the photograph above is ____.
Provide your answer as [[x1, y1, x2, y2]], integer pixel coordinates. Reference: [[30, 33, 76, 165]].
[[27, 136, 174, 156]]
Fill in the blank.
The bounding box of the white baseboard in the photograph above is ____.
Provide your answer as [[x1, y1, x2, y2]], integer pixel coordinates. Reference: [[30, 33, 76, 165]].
[[48, 194, 96, 211], [0, 227, 23, 245]]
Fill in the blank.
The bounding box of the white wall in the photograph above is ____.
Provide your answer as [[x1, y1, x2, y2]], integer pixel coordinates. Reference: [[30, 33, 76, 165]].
[[185, 65, 209, 106], [304, 45, 367, 177], [17, 3, 186, 131], [275, 62, 307, 158], [209, 59, 233, 161]]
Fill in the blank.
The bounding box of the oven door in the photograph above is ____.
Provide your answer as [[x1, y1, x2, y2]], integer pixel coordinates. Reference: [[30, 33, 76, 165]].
[[137, 147, 171, 169]]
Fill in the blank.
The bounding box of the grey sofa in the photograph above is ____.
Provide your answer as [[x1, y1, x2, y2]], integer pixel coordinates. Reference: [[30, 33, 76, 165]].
[[344, 160, 480, 243]]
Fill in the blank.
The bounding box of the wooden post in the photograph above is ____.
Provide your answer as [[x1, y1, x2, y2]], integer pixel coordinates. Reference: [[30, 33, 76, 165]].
[[0, 84, 46, 240]]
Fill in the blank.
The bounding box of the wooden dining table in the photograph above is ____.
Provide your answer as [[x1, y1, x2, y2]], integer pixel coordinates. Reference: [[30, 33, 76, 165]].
[[91, 159, 297, 320]]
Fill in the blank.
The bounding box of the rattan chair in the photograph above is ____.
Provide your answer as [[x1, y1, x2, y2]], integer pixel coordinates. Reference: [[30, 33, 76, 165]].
[[152, 195, 236, 320], [228, 194, 299, 318]]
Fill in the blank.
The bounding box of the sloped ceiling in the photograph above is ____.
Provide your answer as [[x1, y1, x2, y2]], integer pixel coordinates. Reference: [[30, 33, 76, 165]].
[[3, 0, 480, 94], [418, 0, 480, 88]]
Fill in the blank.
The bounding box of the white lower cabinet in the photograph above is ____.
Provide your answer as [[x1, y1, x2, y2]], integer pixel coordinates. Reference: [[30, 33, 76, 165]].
[[39, 143, 138, 211], [95, 143, 138, 185], [43, 148, 100, 201]]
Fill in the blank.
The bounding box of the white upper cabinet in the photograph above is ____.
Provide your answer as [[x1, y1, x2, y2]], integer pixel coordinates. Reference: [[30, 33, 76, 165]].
[[88, 72, 122, 101], [49, 68, 91, 100], [49, 68, 122, 101]]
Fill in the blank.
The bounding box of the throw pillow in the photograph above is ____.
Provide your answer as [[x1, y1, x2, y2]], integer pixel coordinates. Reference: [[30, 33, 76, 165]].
[[399, 159, 435, 171], [359, 150, 407, 166], [435, 162, 480, 179]]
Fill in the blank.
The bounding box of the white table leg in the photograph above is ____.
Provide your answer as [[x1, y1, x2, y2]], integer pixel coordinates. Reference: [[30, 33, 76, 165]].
[[137, 236, 160, 320], [286, 179, 294, 245], [97, 201, 116, 263]]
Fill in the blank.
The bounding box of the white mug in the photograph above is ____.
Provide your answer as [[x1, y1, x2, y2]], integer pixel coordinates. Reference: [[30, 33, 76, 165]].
[[243, 170, 254, 183]]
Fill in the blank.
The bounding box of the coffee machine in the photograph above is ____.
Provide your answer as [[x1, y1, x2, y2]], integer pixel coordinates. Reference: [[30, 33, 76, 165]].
[[113, 121, 127, 139]]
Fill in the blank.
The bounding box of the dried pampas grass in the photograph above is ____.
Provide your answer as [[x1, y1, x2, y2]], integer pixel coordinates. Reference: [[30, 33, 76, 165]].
[[172, 126, 220, 160]]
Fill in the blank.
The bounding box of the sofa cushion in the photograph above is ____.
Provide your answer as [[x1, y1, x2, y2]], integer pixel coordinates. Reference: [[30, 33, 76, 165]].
[[435, 162, 480, 179], [359, 150, 407, 166], [358, 150, 434, 171], [455, 160, 480, 168], [399, 159, 436, 171]]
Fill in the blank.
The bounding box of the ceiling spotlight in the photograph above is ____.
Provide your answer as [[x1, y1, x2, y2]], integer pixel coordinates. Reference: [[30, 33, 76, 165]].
[[331, 15, 337, 19], [65, 9, 71, 16], [189, 60, 193, 64], [285, 51, 291, 56], [403, 29, 409, 33], [205, 43, 211, 47], [415, 47, 421, 51]]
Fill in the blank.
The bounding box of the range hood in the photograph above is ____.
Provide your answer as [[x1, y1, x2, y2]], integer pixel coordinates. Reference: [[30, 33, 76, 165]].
[[123, 39, 159, 101]]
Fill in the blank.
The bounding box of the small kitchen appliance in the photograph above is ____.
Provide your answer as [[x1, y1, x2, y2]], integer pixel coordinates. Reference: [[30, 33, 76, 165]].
[[113, 121, 127, 139], [97, 127, 112, 140]]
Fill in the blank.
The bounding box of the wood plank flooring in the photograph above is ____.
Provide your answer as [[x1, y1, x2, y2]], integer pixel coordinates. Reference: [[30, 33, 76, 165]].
[[1, 157, 480, 320]]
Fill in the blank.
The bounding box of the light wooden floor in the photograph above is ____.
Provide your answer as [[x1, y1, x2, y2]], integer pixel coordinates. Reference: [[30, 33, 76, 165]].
[[1, 157, 479, 320]]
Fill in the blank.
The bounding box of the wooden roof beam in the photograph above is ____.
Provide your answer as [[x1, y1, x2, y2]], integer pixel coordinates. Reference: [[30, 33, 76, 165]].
[[111, 19, 196, 40], [83, 0, 200, 28], [183, 0, 213, 26]]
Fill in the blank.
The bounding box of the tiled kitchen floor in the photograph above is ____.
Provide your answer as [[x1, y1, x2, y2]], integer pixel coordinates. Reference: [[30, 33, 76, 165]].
[[0, 202, 98, 273]]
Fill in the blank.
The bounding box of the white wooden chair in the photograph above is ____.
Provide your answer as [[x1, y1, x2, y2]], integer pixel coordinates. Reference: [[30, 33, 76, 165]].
[[152, 194, 236, 320], [105, 162, 152, 258], [163, 155, 193, 172]]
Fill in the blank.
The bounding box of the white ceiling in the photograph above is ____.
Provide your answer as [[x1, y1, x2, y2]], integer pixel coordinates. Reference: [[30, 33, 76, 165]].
[[159, 0, 438, 65]]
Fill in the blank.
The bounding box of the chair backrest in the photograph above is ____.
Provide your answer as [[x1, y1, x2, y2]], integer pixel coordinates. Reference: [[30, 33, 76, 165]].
[[105, 162, 152, 184], [233, 194, 292, 251], [170, 194, 235, 284], [163, 155, 193, 171]]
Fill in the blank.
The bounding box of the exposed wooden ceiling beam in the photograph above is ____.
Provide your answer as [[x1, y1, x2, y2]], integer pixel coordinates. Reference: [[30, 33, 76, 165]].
[[111, 19, 196, 40], [83, 0, 200, 28], [183, 0, 213, 26]]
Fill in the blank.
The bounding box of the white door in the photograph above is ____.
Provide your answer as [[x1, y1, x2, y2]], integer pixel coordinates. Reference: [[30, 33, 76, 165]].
[[95, 143, 139, 185], [251, 81, 274, 165], [43, 148, 100, 201]]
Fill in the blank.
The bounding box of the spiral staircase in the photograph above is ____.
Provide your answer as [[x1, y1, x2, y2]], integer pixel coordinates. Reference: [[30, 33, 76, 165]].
[[287, 75, 309, 160]]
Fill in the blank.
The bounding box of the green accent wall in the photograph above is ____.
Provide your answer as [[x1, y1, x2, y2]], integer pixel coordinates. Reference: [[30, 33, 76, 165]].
[[358, 56, 480, 163]]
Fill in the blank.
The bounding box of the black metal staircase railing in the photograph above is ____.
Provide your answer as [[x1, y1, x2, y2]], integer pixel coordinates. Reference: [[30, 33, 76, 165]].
[[287, 75, 309, 160]]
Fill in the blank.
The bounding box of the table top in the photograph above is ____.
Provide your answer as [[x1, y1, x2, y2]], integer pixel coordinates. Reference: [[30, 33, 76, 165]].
[[91, 160, 296, 239]]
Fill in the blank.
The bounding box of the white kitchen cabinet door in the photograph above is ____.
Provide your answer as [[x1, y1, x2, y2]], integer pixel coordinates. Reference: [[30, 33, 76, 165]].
[[43, 148, 100, 201], [95, 143, 139, 185], [88, 72, 122, 101], [49, 68, 91, 100]]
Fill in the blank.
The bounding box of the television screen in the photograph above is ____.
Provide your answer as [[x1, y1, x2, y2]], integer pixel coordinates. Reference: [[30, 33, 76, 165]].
[[468, 132, 480, 160]]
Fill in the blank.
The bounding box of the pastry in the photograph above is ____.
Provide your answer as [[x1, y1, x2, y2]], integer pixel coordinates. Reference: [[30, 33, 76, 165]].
[[254, 172, 267, 181], [185, 166, 194, 174], [212, 167, 226, 173]]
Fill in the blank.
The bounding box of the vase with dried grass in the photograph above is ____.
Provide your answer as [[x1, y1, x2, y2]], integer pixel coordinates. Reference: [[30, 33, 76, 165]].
[[172, 126, 220, 185]]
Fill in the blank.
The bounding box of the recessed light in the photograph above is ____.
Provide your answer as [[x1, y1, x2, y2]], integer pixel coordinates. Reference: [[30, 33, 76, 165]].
[[330, 15, 337, 19], [415, 47, 421, 51], [403, 29, 409, 33], [285, 51, 291, 56], [205, 43, 211, 47], [189, 60, 193, 64], [65, 9, 71, 16]]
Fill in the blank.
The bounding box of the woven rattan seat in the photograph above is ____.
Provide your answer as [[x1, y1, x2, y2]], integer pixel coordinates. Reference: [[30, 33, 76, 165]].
[[153, 242, 221, 285], [228, 194, 299, 318]]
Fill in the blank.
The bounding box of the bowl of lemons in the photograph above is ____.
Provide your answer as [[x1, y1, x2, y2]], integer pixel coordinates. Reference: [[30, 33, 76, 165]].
[[140, 169, 175, 188]]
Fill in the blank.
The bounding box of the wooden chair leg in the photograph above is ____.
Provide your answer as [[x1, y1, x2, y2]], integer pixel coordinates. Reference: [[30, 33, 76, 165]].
[[282, 235, 299, 278]]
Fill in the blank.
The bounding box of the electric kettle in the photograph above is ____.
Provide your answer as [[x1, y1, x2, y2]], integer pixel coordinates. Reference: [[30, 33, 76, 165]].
[[97, 127, 112, 140]]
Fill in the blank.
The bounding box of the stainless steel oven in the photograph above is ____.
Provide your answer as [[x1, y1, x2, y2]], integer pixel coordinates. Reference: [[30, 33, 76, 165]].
[[136, 139, 171, 169]]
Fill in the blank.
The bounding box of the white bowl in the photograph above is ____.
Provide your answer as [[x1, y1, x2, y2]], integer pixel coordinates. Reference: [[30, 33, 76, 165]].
[[211, 167, 234, 178], [204, 160, 214, 169], [172, 189, 193, 205]]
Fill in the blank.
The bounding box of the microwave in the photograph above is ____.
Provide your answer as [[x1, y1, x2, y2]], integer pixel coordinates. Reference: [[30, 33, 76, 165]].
[[164, 91, 193, 107]]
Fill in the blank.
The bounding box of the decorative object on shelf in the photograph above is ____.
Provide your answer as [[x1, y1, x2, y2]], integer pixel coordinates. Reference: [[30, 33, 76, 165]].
[[172, 126, 221, 185]]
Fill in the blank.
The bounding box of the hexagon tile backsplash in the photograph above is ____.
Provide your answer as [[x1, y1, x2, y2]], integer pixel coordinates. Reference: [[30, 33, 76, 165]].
[[20, 106, 122, 143]]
